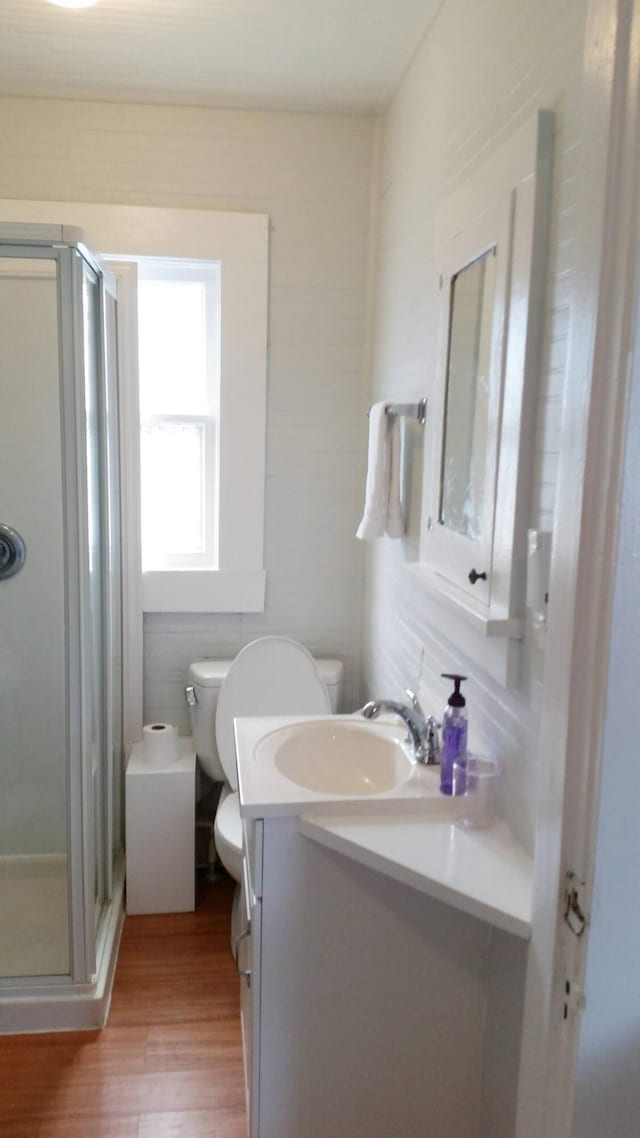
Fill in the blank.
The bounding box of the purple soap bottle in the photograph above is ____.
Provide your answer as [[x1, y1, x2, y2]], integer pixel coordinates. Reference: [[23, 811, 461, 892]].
[[440, 673, 468, 796]]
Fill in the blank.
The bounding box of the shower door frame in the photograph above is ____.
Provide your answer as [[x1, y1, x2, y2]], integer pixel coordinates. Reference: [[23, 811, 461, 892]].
[[65, 241, 107, 982], [0, 233, 124, 1026]]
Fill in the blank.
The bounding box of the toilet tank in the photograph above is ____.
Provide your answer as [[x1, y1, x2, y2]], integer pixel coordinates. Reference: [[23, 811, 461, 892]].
[[186, 656, 344, 782], [317, 658, 344, 713]]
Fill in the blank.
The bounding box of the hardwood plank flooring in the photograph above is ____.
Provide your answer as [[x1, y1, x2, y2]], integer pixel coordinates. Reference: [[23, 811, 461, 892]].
[[0, 875, 246, 1138]]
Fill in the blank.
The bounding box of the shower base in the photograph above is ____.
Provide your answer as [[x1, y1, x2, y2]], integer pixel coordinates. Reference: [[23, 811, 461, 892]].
[[0, 855, 69, 978], [0, 853, 125, 1035]]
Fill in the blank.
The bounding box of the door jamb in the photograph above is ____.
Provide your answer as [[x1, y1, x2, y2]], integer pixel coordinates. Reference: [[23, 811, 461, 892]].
[[515, 1, 640, 1133]]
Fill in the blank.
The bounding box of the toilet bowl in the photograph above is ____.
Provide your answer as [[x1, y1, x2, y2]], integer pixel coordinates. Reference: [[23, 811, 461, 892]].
[[186, 637, 344, 936]]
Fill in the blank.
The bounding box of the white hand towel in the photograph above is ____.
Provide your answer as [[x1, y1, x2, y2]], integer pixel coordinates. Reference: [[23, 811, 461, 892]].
[[385, 414, 405, 538], [356, 402, 405, 541]]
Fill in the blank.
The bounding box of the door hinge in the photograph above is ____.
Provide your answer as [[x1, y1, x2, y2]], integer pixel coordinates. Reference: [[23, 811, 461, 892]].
[[563, 977, 587, 1020], [564, 871, 588, 938]]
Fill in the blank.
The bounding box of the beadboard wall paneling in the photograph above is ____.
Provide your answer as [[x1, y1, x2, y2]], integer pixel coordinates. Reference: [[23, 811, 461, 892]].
[[0, 98, 375, 720], [363, 0, 587, 852]]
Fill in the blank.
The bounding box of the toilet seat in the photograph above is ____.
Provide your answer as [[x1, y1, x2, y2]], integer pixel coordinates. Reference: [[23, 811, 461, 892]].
[[214, 637, 331, 878], [214, 788, 243, 883]]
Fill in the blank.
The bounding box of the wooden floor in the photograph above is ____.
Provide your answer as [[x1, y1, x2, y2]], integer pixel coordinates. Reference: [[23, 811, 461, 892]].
[[0, 875, 246, 1138]]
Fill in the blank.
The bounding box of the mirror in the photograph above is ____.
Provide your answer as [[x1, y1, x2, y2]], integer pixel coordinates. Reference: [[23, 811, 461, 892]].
[[439, 247, 497, 540]]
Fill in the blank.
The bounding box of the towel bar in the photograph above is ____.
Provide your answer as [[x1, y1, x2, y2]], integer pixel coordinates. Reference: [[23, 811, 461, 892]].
[[366, 398, 427, 425]]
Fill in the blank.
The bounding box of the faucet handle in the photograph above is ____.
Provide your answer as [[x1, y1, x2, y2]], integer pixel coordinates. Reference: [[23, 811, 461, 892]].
[[405, 688, 425, 715], [424, 715, 441, 764]]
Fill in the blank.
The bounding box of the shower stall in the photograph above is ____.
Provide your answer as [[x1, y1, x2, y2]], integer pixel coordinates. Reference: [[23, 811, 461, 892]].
[[0, 225, 125, 1032]]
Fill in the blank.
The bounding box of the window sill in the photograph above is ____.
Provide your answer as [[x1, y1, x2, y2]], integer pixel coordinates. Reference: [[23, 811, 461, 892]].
[[142, 568, 266, 613]]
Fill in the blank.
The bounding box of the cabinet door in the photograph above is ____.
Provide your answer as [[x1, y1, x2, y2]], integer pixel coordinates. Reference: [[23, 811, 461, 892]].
[[258, 815, 492, 1138], [243, 818, 263, 899], [239, 846, 262, 1137]]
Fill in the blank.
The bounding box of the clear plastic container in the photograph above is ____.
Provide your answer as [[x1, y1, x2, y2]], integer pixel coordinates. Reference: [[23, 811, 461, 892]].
[[453, 754, 499, 829]]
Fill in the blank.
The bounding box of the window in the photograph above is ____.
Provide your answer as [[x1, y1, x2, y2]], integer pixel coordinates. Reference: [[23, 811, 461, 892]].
[[138, 260, 220, 571]]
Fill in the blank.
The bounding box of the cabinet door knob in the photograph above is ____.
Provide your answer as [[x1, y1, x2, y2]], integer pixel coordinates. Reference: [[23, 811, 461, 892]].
[[468, 568, 487, 585]]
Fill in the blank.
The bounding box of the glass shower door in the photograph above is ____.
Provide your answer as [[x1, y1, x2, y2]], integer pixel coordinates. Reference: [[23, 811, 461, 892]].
[[0, 254, 70, 977], [102, 276, 123, 894], [80, 259, 107, 934], [82, 260, 123, 935], [68, 249, 123, 965]]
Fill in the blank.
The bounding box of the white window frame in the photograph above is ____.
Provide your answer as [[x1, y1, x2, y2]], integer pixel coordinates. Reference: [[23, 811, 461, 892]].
[[0, 199, 269, 614]]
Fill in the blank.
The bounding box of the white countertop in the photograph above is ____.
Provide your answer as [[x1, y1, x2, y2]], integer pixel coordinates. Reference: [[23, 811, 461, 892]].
[[298, 812, 532, 939], [235, 714, 533, 939]]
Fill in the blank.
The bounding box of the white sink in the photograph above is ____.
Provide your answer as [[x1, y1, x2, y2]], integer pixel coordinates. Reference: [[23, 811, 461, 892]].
[[254, 719, 414, 796]]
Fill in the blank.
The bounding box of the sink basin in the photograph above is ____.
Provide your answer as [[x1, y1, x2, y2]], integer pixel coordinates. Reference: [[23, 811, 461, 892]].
[[254, 719, 413, 796]]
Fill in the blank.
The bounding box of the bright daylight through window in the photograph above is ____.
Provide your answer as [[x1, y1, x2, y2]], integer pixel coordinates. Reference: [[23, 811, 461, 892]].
[[137, 259, 220, 572]]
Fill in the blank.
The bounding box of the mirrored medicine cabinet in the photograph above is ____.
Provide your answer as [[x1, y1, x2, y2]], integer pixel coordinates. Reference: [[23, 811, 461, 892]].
[[408, 111, 553, 687]]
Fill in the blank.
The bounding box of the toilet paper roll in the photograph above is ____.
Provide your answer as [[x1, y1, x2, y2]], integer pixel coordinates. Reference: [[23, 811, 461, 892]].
[[142, 722, 180, 765]]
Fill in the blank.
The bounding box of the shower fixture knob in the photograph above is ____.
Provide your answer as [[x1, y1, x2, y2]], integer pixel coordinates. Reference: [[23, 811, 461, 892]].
[[0, 524, 26, 580]]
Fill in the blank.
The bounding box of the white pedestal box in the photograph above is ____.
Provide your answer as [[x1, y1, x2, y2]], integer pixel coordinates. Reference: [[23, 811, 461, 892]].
[[125, 737, 196, 915]]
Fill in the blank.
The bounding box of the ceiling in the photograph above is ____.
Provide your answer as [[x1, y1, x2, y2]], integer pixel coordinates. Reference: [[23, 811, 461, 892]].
[[0, 0, 442, 114]]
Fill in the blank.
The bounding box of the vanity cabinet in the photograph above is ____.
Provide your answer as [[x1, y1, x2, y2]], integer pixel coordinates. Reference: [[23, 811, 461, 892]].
[[238, 813, 524, 1138]]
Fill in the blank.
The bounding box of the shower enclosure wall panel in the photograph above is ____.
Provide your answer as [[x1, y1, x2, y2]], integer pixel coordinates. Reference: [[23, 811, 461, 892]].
[[0, 258, 70, 978]]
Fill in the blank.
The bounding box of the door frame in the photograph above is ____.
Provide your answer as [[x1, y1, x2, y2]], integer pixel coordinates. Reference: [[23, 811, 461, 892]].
[[515, 1, 640, 1133]]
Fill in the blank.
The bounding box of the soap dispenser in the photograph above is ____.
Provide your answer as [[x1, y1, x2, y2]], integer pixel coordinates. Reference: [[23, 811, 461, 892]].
[[440, 674, 468, 796]]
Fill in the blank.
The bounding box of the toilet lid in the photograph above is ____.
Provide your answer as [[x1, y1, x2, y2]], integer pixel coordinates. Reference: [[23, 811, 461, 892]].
[[215, 636, 331, 789]]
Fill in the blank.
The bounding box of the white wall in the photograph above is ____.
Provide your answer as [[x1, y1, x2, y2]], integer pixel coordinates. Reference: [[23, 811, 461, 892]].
[[0, 97, 376, 724], [363, 0, 587, 852]]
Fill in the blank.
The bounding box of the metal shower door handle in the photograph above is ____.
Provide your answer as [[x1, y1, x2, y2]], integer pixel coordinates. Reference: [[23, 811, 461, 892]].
[[0, 524, 26, 580]]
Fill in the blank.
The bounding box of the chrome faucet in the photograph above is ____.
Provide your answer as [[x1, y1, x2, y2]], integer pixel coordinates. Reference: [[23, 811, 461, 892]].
[[360, 689, 440, 765]]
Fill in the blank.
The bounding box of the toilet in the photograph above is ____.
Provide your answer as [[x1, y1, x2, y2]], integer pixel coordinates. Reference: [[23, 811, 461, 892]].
[[186, 637, 344, 935]]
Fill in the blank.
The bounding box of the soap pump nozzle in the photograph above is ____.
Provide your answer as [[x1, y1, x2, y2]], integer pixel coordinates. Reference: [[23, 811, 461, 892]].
[[441, 673, 467, 708]]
